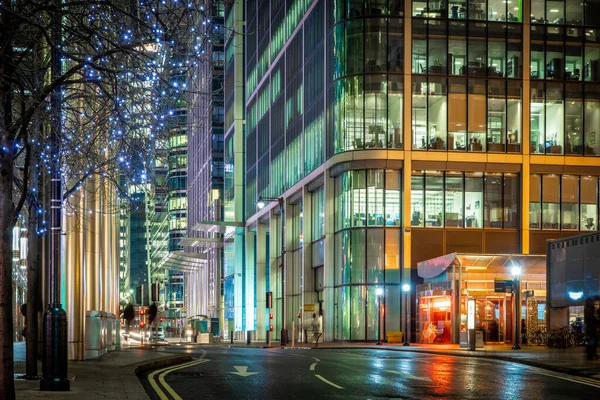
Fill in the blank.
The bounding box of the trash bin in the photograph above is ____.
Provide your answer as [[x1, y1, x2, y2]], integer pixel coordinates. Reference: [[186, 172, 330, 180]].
[[85, 310, 107, 359], [106, 313, 116, 351], [115, 318, 121, 349], [100, 311, 107, 355]]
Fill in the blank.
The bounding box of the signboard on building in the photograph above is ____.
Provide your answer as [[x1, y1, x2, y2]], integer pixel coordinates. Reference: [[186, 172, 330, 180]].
[[304, 304, 315, 312], [494, 279, 514, 293], [467, 299, 475, 330]]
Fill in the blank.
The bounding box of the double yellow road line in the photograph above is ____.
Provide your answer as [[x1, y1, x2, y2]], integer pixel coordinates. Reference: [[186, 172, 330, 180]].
[[148, 358, 210, 400]]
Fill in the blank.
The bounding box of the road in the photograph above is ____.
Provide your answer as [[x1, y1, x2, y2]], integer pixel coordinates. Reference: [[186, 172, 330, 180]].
[[139, 345, 600, 399]]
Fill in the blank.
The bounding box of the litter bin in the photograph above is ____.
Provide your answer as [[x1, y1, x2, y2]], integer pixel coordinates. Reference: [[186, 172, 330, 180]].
[[106, 313, 116, 351], [115, 318, 121, 349], [85, 310, 107, 359]]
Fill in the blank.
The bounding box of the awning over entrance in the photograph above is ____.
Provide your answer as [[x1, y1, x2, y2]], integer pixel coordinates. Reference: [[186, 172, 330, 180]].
[[417, 253, 458, 279], [191, 220, 244, 233], [417, 253, 547, 279], [155, 251, 207, 273], [178, 237, 226, 248]]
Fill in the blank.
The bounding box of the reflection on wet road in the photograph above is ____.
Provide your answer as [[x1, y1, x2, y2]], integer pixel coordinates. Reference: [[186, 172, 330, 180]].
[[139, 346, 600, 399]]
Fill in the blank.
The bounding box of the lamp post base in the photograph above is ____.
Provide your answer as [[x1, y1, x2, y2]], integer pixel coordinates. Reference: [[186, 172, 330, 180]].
[[403, 341, 410, 346], [512, 343, 521, 350], [40, 304, 70, 392], [376, 340, 383, 345], [280, 328, 288, 346]]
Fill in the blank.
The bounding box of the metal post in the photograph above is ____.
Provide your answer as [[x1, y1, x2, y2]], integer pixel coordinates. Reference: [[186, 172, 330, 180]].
[[376, 297, 382, 345], [141, 285, 144, 346], [154, 279, 159, 345], [403, 291, 410, 346], [512, 275, 521, 350], [41, 1, 69, 390], [279, 197, 287, 346]]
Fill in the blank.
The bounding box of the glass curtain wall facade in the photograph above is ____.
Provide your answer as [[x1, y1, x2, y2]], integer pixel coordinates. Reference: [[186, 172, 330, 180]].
[[530, 174, 600, 231], [411, 171, 519, 228], [213, 0, 600, 343], [334, 170, 402, 340], [530, 1, 600, 155]]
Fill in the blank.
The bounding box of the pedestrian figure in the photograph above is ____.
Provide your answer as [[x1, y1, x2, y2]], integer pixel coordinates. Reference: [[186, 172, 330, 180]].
[[311, 313, 322, 347]]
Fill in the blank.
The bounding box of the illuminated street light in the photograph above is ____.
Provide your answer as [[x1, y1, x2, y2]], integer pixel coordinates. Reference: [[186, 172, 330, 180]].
[[257, 196, 287, 345], [402, 284, 411, 346], [376, 287, 384, 345]]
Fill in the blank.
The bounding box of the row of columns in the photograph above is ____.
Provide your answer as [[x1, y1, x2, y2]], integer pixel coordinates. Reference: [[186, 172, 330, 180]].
[[63, 175, 120, 360]]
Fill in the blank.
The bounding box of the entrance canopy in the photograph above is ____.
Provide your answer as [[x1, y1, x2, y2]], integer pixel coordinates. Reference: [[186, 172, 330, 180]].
[[418, 253, 547, 279]]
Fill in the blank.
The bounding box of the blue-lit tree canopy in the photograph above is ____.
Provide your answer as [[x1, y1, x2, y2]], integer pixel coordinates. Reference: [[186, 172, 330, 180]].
[[0, 0, 226, 398]]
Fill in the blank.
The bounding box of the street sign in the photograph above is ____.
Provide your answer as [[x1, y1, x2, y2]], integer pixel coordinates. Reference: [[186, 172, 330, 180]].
[[304, 304, 315, 312], [494, 279, 514, 293]]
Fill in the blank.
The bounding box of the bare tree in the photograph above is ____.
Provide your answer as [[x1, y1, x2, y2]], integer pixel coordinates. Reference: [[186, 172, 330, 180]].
[[0, 0, 223, 397]]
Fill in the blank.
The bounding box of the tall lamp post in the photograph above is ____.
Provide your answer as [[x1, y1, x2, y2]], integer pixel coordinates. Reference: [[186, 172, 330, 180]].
[[375, 287, 384, 345], [41, 1, 69, 391], [257, 196, 287, 345], [402, 284, 411, 346], [512, 266, 521, 350]]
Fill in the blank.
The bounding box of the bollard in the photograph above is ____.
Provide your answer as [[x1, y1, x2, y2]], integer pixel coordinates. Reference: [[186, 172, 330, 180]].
[[230, 330, 234, 344], [247, 330, 251, 345]]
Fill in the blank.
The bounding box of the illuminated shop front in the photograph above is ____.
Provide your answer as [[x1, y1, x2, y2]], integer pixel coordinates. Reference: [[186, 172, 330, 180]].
[[416, 253, 546, 345]]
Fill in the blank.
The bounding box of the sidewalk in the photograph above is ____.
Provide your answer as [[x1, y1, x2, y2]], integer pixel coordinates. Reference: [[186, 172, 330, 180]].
[[13, 342, 192, 399]]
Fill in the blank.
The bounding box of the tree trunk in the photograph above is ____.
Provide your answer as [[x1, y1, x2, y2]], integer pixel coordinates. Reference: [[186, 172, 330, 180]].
[[26, 199, 40, 378], [0, 157, 16, 399]]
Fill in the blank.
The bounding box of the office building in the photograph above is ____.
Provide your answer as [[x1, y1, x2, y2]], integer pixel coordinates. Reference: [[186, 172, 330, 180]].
[[212, 0, 600, 343]]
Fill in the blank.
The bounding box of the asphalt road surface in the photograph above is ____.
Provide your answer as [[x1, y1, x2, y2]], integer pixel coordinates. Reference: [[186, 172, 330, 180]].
[[139, 345, 600, 399]]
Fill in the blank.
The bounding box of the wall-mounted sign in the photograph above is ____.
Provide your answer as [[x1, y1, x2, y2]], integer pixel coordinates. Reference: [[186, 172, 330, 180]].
[[467, 299, 476, 330], [304, 304, 315, 312], [494, 279, 514, 293]]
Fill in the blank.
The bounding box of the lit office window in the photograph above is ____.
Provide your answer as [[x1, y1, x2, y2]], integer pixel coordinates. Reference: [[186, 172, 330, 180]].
[[542, 174, 561, 229]]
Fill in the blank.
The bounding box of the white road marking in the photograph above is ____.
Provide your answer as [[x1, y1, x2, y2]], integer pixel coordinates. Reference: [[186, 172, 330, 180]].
[[230, 366, 259, 377], [384, 370, 432, 382], [527, 366, 600, 389], [310, 363, 317, 371], [312, 357, 320, 362], [315, 374, 344, 389]]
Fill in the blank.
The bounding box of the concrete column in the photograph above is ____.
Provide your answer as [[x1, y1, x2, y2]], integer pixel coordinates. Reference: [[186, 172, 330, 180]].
[[269, 213, 280, 339], [65, 189, 85, 360], [256, 223, 267, 341], [323, 173, 335, 341], [521, 0, 531, 255], [403, 1, 413, 341], [301, 186, 317, 343], [245, 229, 256, 332], [233, 227, 245, 333]]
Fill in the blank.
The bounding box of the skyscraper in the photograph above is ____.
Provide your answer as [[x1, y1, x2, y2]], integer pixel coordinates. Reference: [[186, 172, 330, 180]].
[[209, 0, 600, 344]]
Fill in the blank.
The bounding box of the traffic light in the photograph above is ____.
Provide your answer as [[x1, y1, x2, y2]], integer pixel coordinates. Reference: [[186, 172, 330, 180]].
[[269, 313, 273, 320], [140, 309, 144, 315], [148, 304, 157, 324], [269, 324, 273, 332], [140, 321, 144, 328], [160, 318, 164, 322], [266, 292, 272, 308]]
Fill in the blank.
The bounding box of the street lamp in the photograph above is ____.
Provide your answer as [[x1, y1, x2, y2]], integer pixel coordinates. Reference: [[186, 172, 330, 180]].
[[375, 287, 384, 345], [257, 196, 287, 345], [402, 284, 411, 346], [511, 266, 521, 350]]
